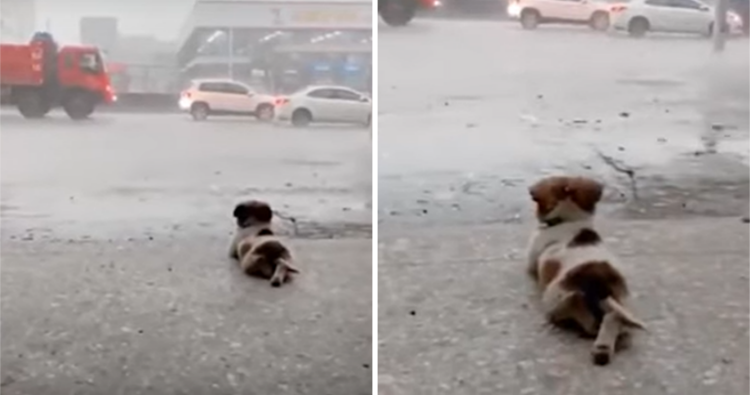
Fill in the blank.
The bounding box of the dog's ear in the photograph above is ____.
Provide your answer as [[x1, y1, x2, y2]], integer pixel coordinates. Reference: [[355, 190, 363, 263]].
[[566, 177, 603, 213], [233, 203, 250, 221], [529, 177, 569, 215]]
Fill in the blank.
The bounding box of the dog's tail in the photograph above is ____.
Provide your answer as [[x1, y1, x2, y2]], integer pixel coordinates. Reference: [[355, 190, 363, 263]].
[[561, 261, 646, 330]]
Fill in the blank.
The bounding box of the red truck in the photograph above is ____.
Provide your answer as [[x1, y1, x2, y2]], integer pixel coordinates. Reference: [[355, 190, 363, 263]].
[[379, 0, 440, 26], [0, 33, 115, 120]]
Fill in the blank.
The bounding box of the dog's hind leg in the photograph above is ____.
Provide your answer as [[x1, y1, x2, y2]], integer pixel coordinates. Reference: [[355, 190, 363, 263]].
[[547, 292, 599, 337], [591, 312, 621, 366], [241, 253, 273, 278], [270, 262, 289, 287]]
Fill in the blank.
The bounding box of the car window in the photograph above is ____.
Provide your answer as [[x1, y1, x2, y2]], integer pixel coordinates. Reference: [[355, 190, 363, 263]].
[[198, 82, 225, 93], [308, 89, 335, 99], [645, 0, 671, 6], [668, 0, 702, 8], [333, 89, 363, 101], [224, 83, 249, 95]]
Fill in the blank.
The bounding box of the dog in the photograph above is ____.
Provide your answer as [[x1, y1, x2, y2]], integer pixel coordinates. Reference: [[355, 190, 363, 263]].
[[524, 176, 646, 365], [229, 200, 299, 287]]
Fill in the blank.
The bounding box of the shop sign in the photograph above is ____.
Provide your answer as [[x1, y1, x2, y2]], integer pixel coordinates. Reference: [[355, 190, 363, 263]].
[[290, 9, 366, 25]]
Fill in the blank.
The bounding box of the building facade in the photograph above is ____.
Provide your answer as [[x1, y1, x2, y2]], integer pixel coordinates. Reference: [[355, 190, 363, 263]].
[[176, 0, 372, 94]]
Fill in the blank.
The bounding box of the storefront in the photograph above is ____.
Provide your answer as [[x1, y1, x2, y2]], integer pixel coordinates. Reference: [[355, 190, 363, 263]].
[[176, 0, 372, 93]]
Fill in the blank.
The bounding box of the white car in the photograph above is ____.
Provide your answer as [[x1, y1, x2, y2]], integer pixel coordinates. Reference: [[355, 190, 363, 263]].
[[274, 86, 372, 128], [611, 0, 745, 37], [178, 79, 276, 121], [507, 0, 617, 30]]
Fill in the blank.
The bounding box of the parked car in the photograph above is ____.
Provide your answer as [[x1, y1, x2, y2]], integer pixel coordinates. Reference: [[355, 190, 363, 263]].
[[611, 0, 745, 37], [507, 0, 617, 30], [179, 78, 276, 121], [729, 0, 748, 35], [274, 86, 372, 128]]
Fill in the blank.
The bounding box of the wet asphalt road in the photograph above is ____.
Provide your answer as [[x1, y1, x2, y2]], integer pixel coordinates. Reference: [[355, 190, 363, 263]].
[[1, 112, 372, 239], [378, 19, 749, 228], [1, 112, 372, 394], [377, 19, 749, 395]]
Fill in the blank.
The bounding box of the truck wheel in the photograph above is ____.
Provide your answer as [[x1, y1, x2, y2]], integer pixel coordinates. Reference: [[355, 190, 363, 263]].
[[63, 93, 95, 120], [380, 0, 416, 26], [17, 90, 50, 119]]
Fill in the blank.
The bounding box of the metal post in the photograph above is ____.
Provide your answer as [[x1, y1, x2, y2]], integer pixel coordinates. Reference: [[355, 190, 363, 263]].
[[713, 0, 728, 53], [228, 28, 234, 79]]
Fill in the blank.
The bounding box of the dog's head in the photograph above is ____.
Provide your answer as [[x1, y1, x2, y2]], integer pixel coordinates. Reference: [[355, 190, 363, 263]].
[[233, 200, 273, 228], [528, 176, 603, 224]]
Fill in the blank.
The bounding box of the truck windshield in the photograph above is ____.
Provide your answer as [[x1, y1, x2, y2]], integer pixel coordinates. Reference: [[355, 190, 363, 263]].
[[80, 53, 103, 74]]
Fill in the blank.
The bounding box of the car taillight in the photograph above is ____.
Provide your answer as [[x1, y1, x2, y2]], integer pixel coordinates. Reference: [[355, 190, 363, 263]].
[[182, 91, 191, 99], [611, 5, 627, 12], [275, 97, 289, 106]]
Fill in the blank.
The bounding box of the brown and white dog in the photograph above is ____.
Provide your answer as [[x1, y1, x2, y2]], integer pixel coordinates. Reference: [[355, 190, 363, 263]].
[[525, 176, 646, 365], [229, 200, 299, 287]]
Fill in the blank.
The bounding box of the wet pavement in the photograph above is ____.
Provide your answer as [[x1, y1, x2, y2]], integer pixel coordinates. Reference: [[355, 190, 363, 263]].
[[378, 19, 749, 394], [1, 112, 372, 239], [1, 112, 372, 394], [379, 20, 749, 228]]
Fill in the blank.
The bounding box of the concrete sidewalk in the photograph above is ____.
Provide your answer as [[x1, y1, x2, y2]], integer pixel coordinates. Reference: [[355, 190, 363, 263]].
[[1, 236, 372, 395], [378, 217, 749, 395]]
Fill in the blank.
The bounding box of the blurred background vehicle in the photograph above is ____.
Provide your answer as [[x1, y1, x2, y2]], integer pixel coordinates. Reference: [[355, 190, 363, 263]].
[[274, 85, 371, 127], [179, 78, 275, 121], [379, 0, 441, 26], [507, 0, 618, 30], [0, 32, 115, 120], [610, 0, 745, 37], [728, 0, 749, 35]]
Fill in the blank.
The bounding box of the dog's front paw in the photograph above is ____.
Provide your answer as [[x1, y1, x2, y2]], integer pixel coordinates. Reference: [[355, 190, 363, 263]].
[[591, 344, 613, 366]]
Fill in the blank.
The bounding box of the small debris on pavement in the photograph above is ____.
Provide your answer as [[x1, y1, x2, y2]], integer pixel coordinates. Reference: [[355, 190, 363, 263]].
[[711, 124, 725, 131], [741, 216, 749, 223], [409, 310, 416, 316], [571, 119, 587, 124], [619, 112, 630, 118], [536, 94, 543, 99], [466, 123, 477, 128], [618, 146, 625, 151], [657, 137, 667, 143], [363, 364, 370, 369]]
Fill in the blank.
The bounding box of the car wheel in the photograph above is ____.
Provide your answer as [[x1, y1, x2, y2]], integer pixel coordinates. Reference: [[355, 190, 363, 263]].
[[191, 102, 209, 121], [255, 103, 274, 122], [628, 17, 649, 37], [379, 0, 416, 26], [291, 109, 312, 127], [521, 9, 541, 30], [590, 11, 610, 31]]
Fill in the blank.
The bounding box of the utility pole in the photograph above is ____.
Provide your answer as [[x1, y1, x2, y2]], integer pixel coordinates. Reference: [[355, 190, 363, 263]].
[[713, 0, 728, 52], [227, 28, 235, 80]]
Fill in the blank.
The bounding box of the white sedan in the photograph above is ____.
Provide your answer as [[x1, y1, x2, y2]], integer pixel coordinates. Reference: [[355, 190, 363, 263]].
[[611, 0, 745, 37], [274, 86, 372, 127]]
